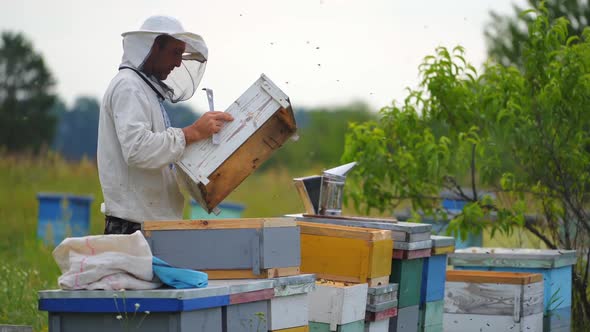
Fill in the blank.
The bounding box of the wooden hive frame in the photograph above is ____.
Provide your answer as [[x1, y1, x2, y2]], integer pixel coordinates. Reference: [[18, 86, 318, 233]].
[[177, 74, 297, 213]]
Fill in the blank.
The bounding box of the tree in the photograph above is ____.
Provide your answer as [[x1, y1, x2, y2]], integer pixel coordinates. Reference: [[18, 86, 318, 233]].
[[264, 102, 376, 172], [0, 31, 57, 152], [485, 0, 590, 68], [342, 5, 590, 325], [52, 96, 100, 160]]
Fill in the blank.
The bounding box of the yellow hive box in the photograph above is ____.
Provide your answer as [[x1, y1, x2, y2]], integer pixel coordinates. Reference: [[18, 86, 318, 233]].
[[298, 221, 393, 286]]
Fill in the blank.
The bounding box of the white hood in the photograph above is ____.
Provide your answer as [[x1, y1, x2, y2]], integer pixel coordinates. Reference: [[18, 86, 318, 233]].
[[120, 16, 208, 103]]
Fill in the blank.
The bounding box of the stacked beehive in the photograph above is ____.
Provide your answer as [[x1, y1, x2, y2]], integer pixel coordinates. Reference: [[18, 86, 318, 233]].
[[444, 270, 544, 331], [208, 279, 275, 332], [268, 274, 316, 332], [308, 281, 368, 331], [365, 284, 398, 332], [142, 218, 313, 332], [297, 221, 393, 331], [291, 215, 436, 332], [388, 223, 432, 332], [417, 235, 454, 332], [449, 248, 576, 332]]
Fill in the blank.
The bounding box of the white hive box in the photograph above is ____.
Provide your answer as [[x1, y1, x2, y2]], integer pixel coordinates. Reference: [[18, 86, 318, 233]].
[[308, 281, 368, 331], [176, 74, 297, 213], [443, 270, 544, 332]]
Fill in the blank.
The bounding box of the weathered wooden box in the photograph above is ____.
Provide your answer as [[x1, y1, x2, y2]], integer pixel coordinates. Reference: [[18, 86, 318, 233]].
[[420, 235, 453, 305], [390, 258, 424, 309], [177, 74, 297, 213], [443, 270, 544, 332], [143, 218, 300, 279], [417, 300, 443, 332], [208, 279, 274, 332], [308, 281, 368, 331], [268, 274, 316, 331], [429, 235, 455, 255], [366, 283, 398, 308], [365, 284, 398, 331], [389, 305, 419, 332], [289, 214, 432, 261], [38, 287, 230, 332], [420, 255, 447, 305], [449, 247, 576, 316], [298, 222, 392, 285]]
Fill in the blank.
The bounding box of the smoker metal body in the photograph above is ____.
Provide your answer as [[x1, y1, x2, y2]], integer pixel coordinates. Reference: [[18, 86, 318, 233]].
[[293, 162, 356, 216]]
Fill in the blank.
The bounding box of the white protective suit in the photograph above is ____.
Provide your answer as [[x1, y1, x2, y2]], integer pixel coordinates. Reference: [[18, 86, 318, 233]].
[[97, 16, 207, 223]]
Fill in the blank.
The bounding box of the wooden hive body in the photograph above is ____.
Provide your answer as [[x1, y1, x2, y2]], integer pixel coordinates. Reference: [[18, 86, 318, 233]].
[[444, 270, 544, 332], [143, 218, 300, 279], [268, 274, 316, 331], [449, 247, 576, 317], [177, 74, 297, 213], [298, 221, 392, 286], [308, 282, 368, 331]]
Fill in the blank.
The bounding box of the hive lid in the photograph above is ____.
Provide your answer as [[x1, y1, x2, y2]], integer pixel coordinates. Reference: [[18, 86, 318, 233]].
[[367, 283, 399, 295], [298, 221, 392, 241], [430, 235, 455, 248], [449, 247, 577, 268], [446, 270, 543, 285]]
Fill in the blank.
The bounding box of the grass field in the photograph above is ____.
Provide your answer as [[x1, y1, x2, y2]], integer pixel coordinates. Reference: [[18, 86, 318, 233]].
[[0, 153, 545, 331]]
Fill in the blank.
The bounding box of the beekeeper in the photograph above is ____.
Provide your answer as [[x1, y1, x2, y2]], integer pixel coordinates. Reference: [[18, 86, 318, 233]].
[[98, 15, 233, 234]]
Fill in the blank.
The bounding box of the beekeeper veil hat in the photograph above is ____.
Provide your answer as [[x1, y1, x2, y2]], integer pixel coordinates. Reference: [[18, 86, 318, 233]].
[[120, 15, 208, 103]]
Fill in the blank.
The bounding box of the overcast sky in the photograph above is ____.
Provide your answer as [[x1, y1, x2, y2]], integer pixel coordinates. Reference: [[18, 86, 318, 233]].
[[0, 0, 526, 113]]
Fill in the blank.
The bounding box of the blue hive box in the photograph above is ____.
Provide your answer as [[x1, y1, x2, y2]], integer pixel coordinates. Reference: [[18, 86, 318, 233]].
[[37, 193, 93, 245], [39, 287, 230, 332]]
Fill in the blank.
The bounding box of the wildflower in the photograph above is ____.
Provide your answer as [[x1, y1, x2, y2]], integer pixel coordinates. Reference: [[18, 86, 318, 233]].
[[116, 315, 123, 320], [135, 303, 140, 310]]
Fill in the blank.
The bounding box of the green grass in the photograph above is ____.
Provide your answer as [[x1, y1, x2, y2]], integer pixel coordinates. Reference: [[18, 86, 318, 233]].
[[0, 153, 104, 331]]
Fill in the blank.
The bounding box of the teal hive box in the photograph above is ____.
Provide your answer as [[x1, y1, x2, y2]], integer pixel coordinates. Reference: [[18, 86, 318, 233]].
[[190, 200, 245, 219]]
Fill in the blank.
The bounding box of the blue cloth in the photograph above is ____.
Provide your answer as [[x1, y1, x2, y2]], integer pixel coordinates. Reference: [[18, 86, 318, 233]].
[[152, 256, 208, 289]]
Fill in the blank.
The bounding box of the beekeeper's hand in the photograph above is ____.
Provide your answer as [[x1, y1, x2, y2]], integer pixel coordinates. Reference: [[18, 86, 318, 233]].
[[182, 111, 234, 145]]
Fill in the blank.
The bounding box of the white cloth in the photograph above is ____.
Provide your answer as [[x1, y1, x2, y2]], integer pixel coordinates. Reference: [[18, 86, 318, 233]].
[[97, 62, 186, 223], [53, 231, 161, 290]]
